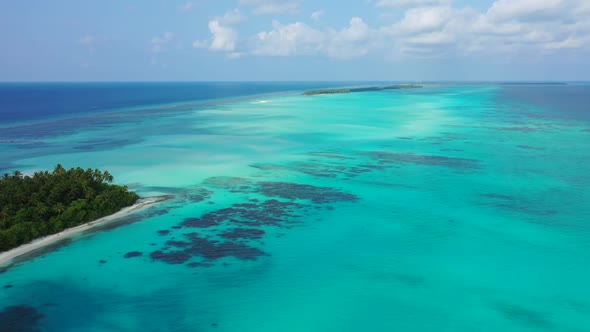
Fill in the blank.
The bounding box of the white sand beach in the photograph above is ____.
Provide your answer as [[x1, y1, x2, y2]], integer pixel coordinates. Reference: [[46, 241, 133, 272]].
[[0, 195, 172, 267]]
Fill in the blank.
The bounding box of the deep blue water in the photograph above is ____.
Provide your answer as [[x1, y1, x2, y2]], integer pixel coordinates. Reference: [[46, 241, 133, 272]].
[[496, 84, 590, 121], [0, 82, 352, 124]]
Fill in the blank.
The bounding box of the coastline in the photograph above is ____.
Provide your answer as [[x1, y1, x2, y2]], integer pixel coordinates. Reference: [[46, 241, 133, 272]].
[[0, 195, 172, 267]]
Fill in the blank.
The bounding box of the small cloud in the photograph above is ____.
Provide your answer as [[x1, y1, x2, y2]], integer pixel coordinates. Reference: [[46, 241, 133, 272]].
[[79, 35, 106, 53], [376, 0, 450, 7], [79, 35, 95, 45], [545, 37, 584, 49], [150, 32, 174, 53], [219, 9, 245, 25], [227, 52, 245, 59], [311, 10, 324, 21], [240, 0, 300, 16], [193, 40, 209, 48], [179, 2, 193, 12]]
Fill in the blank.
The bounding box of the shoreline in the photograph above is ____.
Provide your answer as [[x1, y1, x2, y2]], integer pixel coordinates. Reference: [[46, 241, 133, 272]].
[[0, 195, 173, 267]]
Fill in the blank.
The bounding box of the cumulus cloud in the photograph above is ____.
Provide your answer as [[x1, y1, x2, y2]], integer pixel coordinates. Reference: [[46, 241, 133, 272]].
[[208, 20, 237, 51], [196, 0, 589, 61], [384, 6, 454, 35], [193, 9, 245, 53], [379, 0, 590, 58], [252, 17, 375, 59], [240, 0, 300, 15], [486, 0, 565, 22], [252, 21, 322, 56]]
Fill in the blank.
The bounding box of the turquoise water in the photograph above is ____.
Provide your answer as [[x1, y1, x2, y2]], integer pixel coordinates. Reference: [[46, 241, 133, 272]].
[[1, 84, 590, 331]]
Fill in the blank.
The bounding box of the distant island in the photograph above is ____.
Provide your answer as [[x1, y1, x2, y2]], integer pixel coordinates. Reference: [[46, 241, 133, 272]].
[[0, 165, 139, 252], [303, 84, 422, 96]]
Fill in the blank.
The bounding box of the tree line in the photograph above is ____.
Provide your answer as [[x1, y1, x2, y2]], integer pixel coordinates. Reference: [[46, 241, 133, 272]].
[[0, 164, 139, 252]]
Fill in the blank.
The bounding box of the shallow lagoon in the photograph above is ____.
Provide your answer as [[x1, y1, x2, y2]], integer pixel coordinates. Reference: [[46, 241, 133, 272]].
[[1, 83, 590, 331]]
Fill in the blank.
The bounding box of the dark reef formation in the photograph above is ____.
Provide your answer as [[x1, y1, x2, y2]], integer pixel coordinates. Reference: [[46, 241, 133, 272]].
[[0, 305, 44, 332], [144, 178, 359, 269], [366, 151, 481, 170], [124, 251, 143, 258]]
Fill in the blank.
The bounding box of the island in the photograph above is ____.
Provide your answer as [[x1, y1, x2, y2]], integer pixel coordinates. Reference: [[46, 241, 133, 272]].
[[0, 165, 141, 252], [303, 84, 422, 95]]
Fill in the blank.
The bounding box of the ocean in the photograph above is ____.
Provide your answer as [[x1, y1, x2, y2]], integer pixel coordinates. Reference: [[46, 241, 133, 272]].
[[1, 82, 589, 331]]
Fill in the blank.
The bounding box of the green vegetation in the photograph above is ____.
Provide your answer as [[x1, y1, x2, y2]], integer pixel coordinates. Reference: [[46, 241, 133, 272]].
[[383, 84, 422, 90], [303, 84, 422, 95], [303, 88, 351, 95], [0, 165, 139, 252]]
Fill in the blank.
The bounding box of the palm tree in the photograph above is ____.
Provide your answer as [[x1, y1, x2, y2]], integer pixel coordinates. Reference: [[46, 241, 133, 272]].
[[93, 169, 103, 183], [83, 186, 95, 199], [12, 170, 22, 179], [54, 164, 66, 175], [53, 203, 65, 216], [103, 171, 114, 183]]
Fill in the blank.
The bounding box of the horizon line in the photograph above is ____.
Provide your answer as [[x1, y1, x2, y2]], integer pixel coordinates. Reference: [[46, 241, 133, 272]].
[[1, 80, 589, 84]]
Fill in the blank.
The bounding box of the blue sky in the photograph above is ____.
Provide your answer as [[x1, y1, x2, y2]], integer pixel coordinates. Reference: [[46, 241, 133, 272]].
[[1, 0, 589, 81]]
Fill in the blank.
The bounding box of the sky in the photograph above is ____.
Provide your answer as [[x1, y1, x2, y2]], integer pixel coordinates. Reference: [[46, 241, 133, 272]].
[[0, 0, 589, 81]]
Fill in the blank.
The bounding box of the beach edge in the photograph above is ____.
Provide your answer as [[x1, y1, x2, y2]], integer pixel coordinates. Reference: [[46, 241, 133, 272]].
[[0, 195, 173, 267]]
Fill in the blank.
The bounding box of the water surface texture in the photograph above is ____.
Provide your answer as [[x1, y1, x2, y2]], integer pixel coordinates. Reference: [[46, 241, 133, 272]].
[[1, 83, 589, 331]]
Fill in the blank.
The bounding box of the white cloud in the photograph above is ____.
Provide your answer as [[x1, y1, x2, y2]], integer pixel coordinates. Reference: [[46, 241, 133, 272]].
[[334, 17, 370, 43], [197, 0, 590, 61], [376, 0, 451, 8], [79, 35, 111, 53], [179, 2, 193, 12], [310, 10, 324, 21], [325, 18, 374, 58], [227, 52, 245, 59], [192, 40, 209, 48], [150, 32, 174, 53], [251, 17, 376, 59], [385, 6, 453, 35], [486, 0, 564, 22], [240, 0, 300, 15], [253, 21, 323, 56], [194, 10, 245, 53], [379, 0, 590, 58], [208, 20, 237, 51], [545, 37, 584, 49], [219, 9, 245, 25], [406, 31, 454, 45]]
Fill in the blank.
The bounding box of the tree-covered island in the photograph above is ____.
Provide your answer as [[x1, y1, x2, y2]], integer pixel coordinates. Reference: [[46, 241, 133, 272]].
[[0, 165, 139, 251], [303, 84, 422, 95]]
